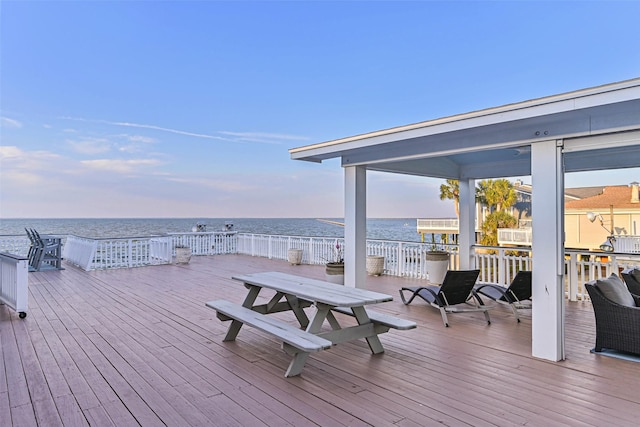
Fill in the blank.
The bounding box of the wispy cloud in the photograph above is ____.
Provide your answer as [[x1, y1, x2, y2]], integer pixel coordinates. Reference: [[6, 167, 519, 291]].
[[60, 116, 310, 144], [219, 131, 311, 144], [62, 116, 231, 141], [66, 137, 113, 155], [1, 117, 23, 128], [0, 146, 23, 160], [81, 158, 163, 173], [122, 134, 156, 144]]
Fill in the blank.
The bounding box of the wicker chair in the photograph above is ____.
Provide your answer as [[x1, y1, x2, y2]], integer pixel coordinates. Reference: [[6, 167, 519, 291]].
[[620, 268, 640, 295], [585, 282, 640, 355]]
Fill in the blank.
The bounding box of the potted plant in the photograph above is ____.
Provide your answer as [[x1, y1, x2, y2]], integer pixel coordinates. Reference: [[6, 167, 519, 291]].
[[174, 244, 192, 264], [325, 240, 344, 284]]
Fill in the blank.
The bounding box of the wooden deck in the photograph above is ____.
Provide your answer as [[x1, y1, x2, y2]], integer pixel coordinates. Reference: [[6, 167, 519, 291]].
[[2, 255, 640, 426]]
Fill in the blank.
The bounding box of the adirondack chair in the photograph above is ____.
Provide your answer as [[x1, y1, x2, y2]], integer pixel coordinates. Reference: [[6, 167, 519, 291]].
[[29, 229, 63, 271]]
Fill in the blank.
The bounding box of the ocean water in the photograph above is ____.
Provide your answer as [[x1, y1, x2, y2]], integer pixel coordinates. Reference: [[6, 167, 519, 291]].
[[0, 218, 428, 242]]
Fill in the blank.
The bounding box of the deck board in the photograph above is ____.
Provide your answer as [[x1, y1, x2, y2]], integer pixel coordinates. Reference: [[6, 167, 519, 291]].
[[2, 254, 640, 426]]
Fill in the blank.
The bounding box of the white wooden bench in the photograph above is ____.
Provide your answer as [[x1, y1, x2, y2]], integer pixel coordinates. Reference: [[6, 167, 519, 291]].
[[332, 306, 417, 330], [206, 299, 333, 353]]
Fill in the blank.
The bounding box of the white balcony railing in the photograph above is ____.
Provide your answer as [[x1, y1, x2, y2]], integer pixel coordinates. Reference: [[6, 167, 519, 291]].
[[62, 232, 238, 271], [416, 218, 481, 233], [3, 232, 640, 303], [497, 228, 533, 245]]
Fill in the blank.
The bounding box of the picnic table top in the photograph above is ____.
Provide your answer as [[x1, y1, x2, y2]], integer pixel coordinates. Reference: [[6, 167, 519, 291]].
[[232, 271, 393, 307]]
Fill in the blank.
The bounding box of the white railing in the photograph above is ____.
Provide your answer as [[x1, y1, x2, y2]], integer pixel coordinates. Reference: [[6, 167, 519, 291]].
[[615, 236, 640, 253], [0, 252, 29, 318], [417, 218, 460, 230], [167, 232, 237, 255], [3, 233, 640, 300], [237, 233, 458, 279], [416, 218, 481, 233], [63, 232, 237, 271], [473, 246, 640, 301], [473, 246, 532, 285], [497, 228, 532, 245]]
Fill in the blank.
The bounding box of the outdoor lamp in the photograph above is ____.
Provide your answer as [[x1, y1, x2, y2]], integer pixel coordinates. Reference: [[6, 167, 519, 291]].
[[599, 236, 616, 252], [587, 211, 616, 252], [586, 211, 613, 234]]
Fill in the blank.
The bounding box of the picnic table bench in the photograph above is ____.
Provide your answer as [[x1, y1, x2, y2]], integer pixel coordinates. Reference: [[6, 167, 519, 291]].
[[206, 271, 417, 377]]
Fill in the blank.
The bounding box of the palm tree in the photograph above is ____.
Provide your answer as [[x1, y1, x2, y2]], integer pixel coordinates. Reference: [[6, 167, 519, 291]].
[[439, 179, 460, 217], [476, 179, 517, 213]]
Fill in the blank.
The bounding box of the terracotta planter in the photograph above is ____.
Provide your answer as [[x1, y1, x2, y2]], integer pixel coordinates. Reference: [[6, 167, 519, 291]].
[[325, 262, 344, 285], [366, 256, 385, 276]]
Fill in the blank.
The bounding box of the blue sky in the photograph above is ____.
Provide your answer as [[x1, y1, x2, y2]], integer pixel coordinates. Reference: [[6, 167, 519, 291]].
[[1, 1, 639, 219]]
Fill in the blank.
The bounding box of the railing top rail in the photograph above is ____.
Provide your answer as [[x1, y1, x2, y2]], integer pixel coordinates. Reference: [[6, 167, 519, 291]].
[[166, 231, 237, 235], [0, 252, 29, 261]]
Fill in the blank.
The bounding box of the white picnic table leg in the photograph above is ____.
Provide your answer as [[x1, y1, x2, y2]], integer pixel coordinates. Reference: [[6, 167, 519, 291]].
[[284, 294, 310, 328], [350, 306, 385, 354], [284, 303, 332, 377], [284, 352, 310, 377], [223, 285, 261, 341]]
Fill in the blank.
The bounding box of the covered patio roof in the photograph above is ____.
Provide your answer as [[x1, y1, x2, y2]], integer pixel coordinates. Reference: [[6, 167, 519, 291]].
[[289, 77, 640, 363], [290, 78, 640, 179]]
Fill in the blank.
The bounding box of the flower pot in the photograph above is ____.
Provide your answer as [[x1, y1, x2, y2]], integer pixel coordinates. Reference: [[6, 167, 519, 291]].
[[175, 247, 192, 264], [325, 262, 344, 285], [366, 256, 385, 276], [425, 251, 449, 285], [288, 248, 303, 265]]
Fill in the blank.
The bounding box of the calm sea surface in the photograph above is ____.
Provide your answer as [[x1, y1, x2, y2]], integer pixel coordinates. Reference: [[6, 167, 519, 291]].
[[0, 218, 428, 242]]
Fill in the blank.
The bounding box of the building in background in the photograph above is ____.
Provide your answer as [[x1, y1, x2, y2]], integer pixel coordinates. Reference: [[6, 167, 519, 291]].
[[418, 181, 640, 252]]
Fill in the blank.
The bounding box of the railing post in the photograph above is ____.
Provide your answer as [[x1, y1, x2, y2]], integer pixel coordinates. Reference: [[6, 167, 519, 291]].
[[611, 255, 619, 279], [568, 253, 579, 301], [128, 239, 133, 268], [498, 247, 506, 286], [397, 242, 404, 277]]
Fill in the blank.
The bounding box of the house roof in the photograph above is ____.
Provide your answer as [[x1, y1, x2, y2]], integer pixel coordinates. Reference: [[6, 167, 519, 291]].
[[565, 185, 640, 210], [564, 186, 606, 200]]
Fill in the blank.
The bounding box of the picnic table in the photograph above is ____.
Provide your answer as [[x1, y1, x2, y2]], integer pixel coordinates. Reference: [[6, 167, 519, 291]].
[[206, 271, 416, 377]]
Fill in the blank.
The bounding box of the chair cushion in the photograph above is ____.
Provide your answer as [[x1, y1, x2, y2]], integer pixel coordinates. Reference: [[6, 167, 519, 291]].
[[631, 268, 640, 283], [596, 274, 636, 307]]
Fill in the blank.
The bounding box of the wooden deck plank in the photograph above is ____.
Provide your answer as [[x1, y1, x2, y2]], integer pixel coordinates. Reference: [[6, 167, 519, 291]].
[[3, 254, 640, 426]]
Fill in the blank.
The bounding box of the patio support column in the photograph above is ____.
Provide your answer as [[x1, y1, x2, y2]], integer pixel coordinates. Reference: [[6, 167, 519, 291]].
[[344, 165, 367, 289], [458, 178, 476, 269], [531, 139, 565, 361]]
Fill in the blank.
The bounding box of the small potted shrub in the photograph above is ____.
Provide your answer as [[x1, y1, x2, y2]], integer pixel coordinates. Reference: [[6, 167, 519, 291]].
[[325, 241, 344, 284]]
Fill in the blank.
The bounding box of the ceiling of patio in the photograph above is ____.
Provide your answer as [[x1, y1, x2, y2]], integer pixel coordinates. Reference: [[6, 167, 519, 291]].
[[290, 79, 640, 181]]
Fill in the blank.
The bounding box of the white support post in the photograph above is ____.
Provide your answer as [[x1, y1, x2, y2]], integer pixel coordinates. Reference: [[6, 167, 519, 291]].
[[531, 140, 565, 361], [458, 178, 476, 269], [344, 166, 367, 289]]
